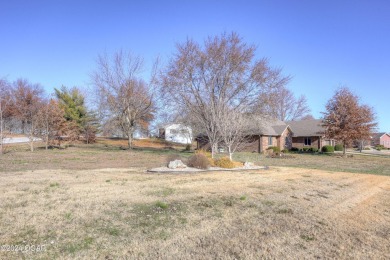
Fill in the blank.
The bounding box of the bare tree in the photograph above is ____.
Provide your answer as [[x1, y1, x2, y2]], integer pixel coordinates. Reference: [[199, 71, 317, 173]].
[[300, 114, 315, 120], [11, 79, 44, 152], [217, 109, 250, 161], [0, 78, 12, 155], [91, 50, 155, 149], [253, 79, 311, 121], [322, 87, 377, 156], [160, 32, 277, 157]]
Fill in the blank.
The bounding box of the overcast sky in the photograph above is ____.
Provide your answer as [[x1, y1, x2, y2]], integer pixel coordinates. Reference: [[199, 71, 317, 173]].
[[1, 0, 389, 131]]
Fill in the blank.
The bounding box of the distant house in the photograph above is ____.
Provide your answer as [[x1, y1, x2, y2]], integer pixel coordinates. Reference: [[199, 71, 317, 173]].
[[159, 124, 192, 144], [196, 116, 293, 153], [371, 132, 390, 148], [287, 119, 334, 149]]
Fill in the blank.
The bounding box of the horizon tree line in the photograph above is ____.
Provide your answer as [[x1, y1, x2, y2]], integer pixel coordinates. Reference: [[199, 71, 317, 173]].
[[0, 32, 377, 158]]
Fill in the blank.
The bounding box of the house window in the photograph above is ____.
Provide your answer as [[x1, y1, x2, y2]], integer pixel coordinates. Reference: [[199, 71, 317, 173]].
[[268, 136, 273, 146], [180, 129, 189, 134], [304, 137, 311, 146], [169, 129, 178, 134]]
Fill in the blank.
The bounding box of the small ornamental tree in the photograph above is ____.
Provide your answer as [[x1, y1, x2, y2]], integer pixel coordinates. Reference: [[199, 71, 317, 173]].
[[36, 99, 66, 149], [322, 87, 377, 156]]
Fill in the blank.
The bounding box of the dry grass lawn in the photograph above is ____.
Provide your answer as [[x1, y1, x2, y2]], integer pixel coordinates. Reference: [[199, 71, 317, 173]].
[[0, 140, 389, 259], [1, 166, 390, 259]]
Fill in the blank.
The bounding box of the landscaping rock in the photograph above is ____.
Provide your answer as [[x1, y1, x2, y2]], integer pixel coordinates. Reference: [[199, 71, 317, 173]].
[[168, 160, 187, 169], [243, 162, 255, 169]]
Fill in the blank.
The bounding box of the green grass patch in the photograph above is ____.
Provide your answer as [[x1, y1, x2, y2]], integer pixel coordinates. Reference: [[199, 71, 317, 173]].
[[65, 236, 94, 254], [300, 234, 315, 241], [155, 201, 169, 209], [50, 182, 60, 188], [262, 200, 275, 206]]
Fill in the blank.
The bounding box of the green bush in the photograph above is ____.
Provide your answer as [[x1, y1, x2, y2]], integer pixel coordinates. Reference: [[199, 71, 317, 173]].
[[290, 147, 299, 152], [185, 144, 191, 151], [334, 144, 343, 151], [322, 145, 334, 153], [375, 145, 385, 151], [214, 157, 235, 169], [300, 147, 319, 153], [363, 147, 371, 150], [267, 146, 280, 153], [188, 154, 210, 169], [281, 149, 289, 153]]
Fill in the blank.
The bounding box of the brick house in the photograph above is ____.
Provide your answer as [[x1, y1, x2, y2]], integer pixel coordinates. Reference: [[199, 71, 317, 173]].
[[371, 132, 390, 148], [196, 116, 293, 153], [287, 119, 334, 150]]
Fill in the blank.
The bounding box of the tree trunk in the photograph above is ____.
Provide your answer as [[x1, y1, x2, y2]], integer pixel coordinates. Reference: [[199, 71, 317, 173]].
[[30, 139, 34, 152], [343, 141, 347, 157], [228, 146, 233, 161], [127, 133, 133, 149], [211, 143, 217, 159], [45, 134, 49, 150], [30, 122, 34, 152]]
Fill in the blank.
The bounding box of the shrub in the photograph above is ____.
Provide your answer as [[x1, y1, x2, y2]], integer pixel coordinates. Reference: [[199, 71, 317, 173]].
[[375, 145, 385, 151], [281, 149, 289, 153], [233, 161, 244, 168], [267, 146, 280, 153], [300, 147, 319, 153], [185, 144, 191, 151], [214, 157, 235, 168], [322, 145, 334, 153], [290, 147, 299, 152], [188, 153, 210, 169], [334, 144, 343, 151], [195, 149, 215, 166]]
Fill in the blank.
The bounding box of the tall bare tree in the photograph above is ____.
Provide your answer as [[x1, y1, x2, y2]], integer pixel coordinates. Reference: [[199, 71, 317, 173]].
[[11, 79, 44, 152], [91, 50, 155, 149], [322, 87, 377, 156], [160, 32, 278, 157], [253, 76, 311, 121]]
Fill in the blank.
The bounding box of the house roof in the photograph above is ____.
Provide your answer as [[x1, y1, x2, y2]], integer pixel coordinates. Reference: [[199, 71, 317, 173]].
[[246, 115, 290, 136], [158, 123, 191, 130], [372, 132, 390, 139], [287, 119, 325, 137], [195, 115, 291, 138]]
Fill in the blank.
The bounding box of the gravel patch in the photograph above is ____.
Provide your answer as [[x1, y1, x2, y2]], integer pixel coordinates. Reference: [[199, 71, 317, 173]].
[[147, 165, 267, 173]]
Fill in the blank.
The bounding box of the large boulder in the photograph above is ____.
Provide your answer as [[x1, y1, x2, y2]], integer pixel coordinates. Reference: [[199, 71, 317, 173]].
[[168, 160, 187, 169]]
